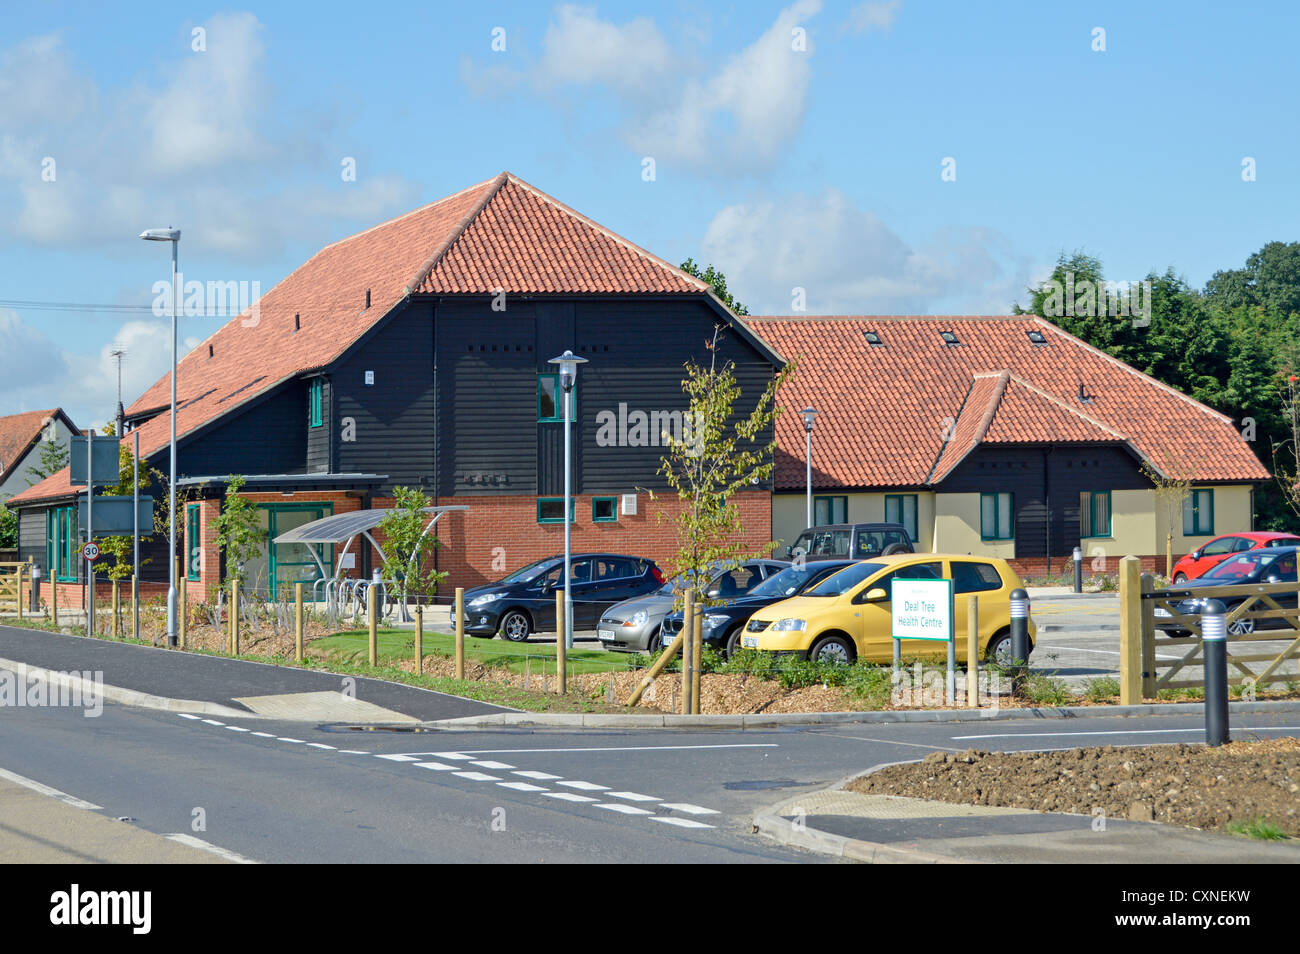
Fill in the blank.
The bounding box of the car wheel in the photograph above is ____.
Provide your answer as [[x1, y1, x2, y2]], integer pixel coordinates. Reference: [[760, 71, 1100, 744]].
[[724, 626, 745, 659], [809, 635, 855, 665], [1173, 573, 1187, 585], [881, 542, 910, 555], [985, 629, 1027, 667], [1227, 617, 1254, 637], [499, 610, 532, 642]]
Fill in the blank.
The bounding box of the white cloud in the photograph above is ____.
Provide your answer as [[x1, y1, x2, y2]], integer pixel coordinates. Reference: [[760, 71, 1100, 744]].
[[700, 189, 1032, 315], [843, 1, 902, 34], [536, 5, 675, 95]]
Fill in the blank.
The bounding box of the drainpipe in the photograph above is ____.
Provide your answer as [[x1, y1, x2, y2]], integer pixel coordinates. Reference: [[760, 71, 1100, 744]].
[[1043, 447, 1052, 575]]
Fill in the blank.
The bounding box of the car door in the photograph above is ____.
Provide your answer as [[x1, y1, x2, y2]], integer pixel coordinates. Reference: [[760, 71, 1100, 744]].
[[542, 558, 597, 627], [586, 557, 641, 613], [1191, 537, 1239, 577], [852, 561, 944, 663], [949, 559, 1005, 662], [1261, 550, 1298, 630]]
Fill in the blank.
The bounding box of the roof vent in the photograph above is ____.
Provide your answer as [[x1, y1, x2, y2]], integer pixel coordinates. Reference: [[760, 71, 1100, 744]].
[[208, 344, 214, 358], [864, 331, 883, 346], [294, 313, 300, 332], [1078, 382, 1095, 404], [1027, 330, 1047, 344], [939, 330, 959, 346], [365, 289, 371, 309]]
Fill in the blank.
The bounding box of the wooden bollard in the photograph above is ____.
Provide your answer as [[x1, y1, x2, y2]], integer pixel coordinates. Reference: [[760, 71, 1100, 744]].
[[295, 582, 304, 663], [692, 605, 703, 715], [230, 583, 240, 655], [967, 595, 979, 707], [16, 562, 24, 620], [130, 574, 137, 640], [112, 580, 120, 638], [681, 590, 694, 715], [454, 587, 465, 680], [52, 576, 59, 627], [555, 588, 566, 695], [178, 560, 187, 650], [414, 604, 423, 674]]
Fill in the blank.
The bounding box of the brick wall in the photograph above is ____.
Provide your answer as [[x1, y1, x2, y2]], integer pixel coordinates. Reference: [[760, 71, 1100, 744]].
[[1009, 554, 1162, 578]]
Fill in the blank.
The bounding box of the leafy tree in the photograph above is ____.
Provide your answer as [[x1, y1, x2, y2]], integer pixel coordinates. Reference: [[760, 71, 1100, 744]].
[[26, 434, 69, 486], [680, 258, 749, 315], [93, 444, 154, 581], [649, 326, 794, 609], [1204, 241, 1300, 320], [376, 485, 448, 620], [0, 503, 16, 549], [212, 475, 264, 590]]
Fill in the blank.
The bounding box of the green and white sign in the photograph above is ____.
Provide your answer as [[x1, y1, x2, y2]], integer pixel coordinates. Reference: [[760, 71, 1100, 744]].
[[891, 578, 953, 642]]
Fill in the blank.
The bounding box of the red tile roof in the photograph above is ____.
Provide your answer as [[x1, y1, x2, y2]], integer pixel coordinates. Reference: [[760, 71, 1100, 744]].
[[10, 173, 712, 507], [0, 409, 67, 484], [749, 316, 1269, 490]]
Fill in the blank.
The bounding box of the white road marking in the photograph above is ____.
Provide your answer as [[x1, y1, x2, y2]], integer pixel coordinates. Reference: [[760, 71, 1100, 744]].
[[513, 770, 562, 780], [165, 833, 258, 864], [658, 803, 720, 815], [449, 744, 779, 755], [556, 780, 608, 791], [1051, 645, 1181, 661], [250, 732, 275, 738], [431, 752, 475, 760], [177, 713, 201, 720], [452, 771, 501, 782], [596, 803, 654, 815], [201, 719, 225, 726], [337, 750, 370, 755], [951, 726, 1300, 741], [607, 791, 661, 802], [497, 781, 548, 792], [469, 760, 515, 770], [415, 762, 457, 771], [277, 738, 304, 744], [307, 743, 336, 750], [651, 817, 715, 829], [376, 754, 421, 762], [225, 726, 251, 733], [544, 792, 599, 803], [0, 767, 101, 811]]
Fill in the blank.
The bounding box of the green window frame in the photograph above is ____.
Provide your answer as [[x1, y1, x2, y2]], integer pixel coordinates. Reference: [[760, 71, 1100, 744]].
[[884, 494, 919, 542], [980, 492, 1014, 541], [187, 504, 202, 581], [812, 495, 847, 525], [537, 498, 576, 524], [1080, 490, 1112, 538], [309, 378, 323, 427], [537, 374, 575, 423], [1183, 489, 1214, 536], [257, 502, 335, 600], [46, 505, 79, 582], [592, 497, 618, 523]]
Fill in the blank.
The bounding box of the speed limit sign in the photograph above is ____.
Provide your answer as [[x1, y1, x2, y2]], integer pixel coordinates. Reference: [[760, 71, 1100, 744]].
[[82, 542, 100, 562]]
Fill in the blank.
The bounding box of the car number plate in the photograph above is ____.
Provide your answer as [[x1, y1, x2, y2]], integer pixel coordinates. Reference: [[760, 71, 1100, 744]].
[[598, 629, 616, 641], [742, 636, 759, 648]]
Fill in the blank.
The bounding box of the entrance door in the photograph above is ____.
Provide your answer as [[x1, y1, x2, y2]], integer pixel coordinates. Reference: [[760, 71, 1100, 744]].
[[248, 503, 333, 600]]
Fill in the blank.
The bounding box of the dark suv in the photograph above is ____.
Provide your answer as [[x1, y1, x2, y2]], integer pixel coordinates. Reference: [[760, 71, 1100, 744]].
[[784, 523, 914, 560], [462, 553, 664, 641]]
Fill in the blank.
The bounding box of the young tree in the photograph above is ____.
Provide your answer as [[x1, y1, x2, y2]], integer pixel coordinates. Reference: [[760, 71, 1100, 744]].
[[93, 445, 154, 581], [649, 327, 794, 609], [1140, 448, 1201, 579], [376, 485, 448, 621], [680, 258, 750, 316], [26, 435, 69, 486], [0, 502, 16, 549], [212, 475, 264, 592]]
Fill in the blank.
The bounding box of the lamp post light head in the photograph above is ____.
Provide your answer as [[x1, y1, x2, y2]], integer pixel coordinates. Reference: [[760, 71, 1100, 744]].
[[548, 349, 588, 392], [139, 228, 181, 242], [801, 406, 819, 432]]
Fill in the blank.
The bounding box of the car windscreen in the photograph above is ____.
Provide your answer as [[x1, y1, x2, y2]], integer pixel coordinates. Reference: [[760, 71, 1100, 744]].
[[749, 564, 826, 598], [1202, 552, 1276, 581], [498, 558, 557, 584], [804, 562, 885, 596]]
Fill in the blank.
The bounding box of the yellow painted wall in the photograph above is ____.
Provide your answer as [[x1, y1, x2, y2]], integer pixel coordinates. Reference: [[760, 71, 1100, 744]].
[[1079, 488, 1157, 571], [772, 492, 937, 553], [934, 492, 1015, 559]]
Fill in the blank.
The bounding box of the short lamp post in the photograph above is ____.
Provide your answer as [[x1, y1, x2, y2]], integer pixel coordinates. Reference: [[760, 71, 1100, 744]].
[[801, 407, 818, 527], [548, 349, 587, 650], [140, 226, 181, 647]]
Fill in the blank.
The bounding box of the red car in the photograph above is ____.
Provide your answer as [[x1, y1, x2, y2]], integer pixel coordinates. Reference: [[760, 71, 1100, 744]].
[[1172, 532, 1300, 583]]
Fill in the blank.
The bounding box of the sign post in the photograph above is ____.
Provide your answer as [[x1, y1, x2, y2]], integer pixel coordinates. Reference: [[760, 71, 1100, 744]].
[[891, 577, 955, 706]]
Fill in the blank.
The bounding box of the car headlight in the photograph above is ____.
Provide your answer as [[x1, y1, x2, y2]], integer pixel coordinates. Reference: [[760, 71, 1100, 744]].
[[772, 618, 807, 632], [1153, 607, 1171, 618], [703, 614, 729, 630], [467, 593, 502, 609], [625, 610, 649, 627]]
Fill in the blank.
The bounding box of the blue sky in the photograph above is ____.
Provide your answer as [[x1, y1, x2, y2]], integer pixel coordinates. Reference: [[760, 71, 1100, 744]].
[[2, 1, 1298, 429]]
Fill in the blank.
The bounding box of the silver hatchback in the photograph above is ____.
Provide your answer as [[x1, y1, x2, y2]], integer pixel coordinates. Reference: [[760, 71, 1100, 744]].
[[596, 560, 788, 652]]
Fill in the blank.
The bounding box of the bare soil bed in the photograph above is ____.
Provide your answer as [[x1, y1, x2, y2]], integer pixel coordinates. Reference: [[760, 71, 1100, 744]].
[[849, 737, 1300, 836]]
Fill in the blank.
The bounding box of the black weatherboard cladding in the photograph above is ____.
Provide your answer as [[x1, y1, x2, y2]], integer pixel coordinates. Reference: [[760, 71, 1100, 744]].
[[176, 381, 308, 477], [939, 444, 1148, 557], [306, 376, 332, 474]]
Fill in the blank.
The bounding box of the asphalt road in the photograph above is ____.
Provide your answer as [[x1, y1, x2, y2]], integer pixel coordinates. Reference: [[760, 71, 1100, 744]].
[[5, 690, 1300, 863]]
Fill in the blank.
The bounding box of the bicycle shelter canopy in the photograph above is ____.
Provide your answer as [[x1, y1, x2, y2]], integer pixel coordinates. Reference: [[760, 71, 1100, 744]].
[[272, 505, 469, 581]]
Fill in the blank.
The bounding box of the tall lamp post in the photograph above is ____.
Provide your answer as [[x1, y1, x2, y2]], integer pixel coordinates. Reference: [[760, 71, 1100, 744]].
[[548, 349, 587, 650], [802, 406, 818, 527], [140, 227, 181, 647]]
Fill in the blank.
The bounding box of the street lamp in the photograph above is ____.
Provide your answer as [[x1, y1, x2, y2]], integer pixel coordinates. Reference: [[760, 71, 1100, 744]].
[[140, 227, 181, 647], [801, 406, 818, 527], [548, 349, 588, 650]]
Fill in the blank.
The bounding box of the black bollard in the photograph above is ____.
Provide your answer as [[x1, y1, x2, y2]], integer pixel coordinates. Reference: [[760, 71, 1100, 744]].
[[1009, 587, 1030, 692], [1073, 547, 1083, 594], [1201, 598, 1229, 746]]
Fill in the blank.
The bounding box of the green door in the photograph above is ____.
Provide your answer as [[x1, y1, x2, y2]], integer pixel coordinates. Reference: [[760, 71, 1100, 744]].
[[248, 503, 333, 600]]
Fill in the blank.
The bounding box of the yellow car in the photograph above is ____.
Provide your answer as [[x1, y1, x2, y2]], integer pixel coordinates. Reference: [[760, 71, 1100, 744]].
[[740, 554, 1036, 665]]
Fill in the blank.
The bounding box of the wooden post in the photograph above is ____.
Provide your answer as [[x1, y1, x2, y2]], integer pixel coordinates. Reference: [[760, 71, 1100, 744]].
[[51, 577, 58, 626], [178, 559, 187, 650], [230, 582, 240, 655], [454, 587, 465, 680], [1140, 572, 1156, 699], [129, 574, 136, 640], [681, 590, 694, 715], [1119, 555, 1142, 705], [111, 580, 120, 638], [627, 631, 683, 706], [692, 605, 703, 715], [16, 562, 24, 620], [295, 582, 304, 664], [967, 594, 979, 707], [555, 588, 567, 695], [414, 604, 423, 674], [367, 584, 377, 667]]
